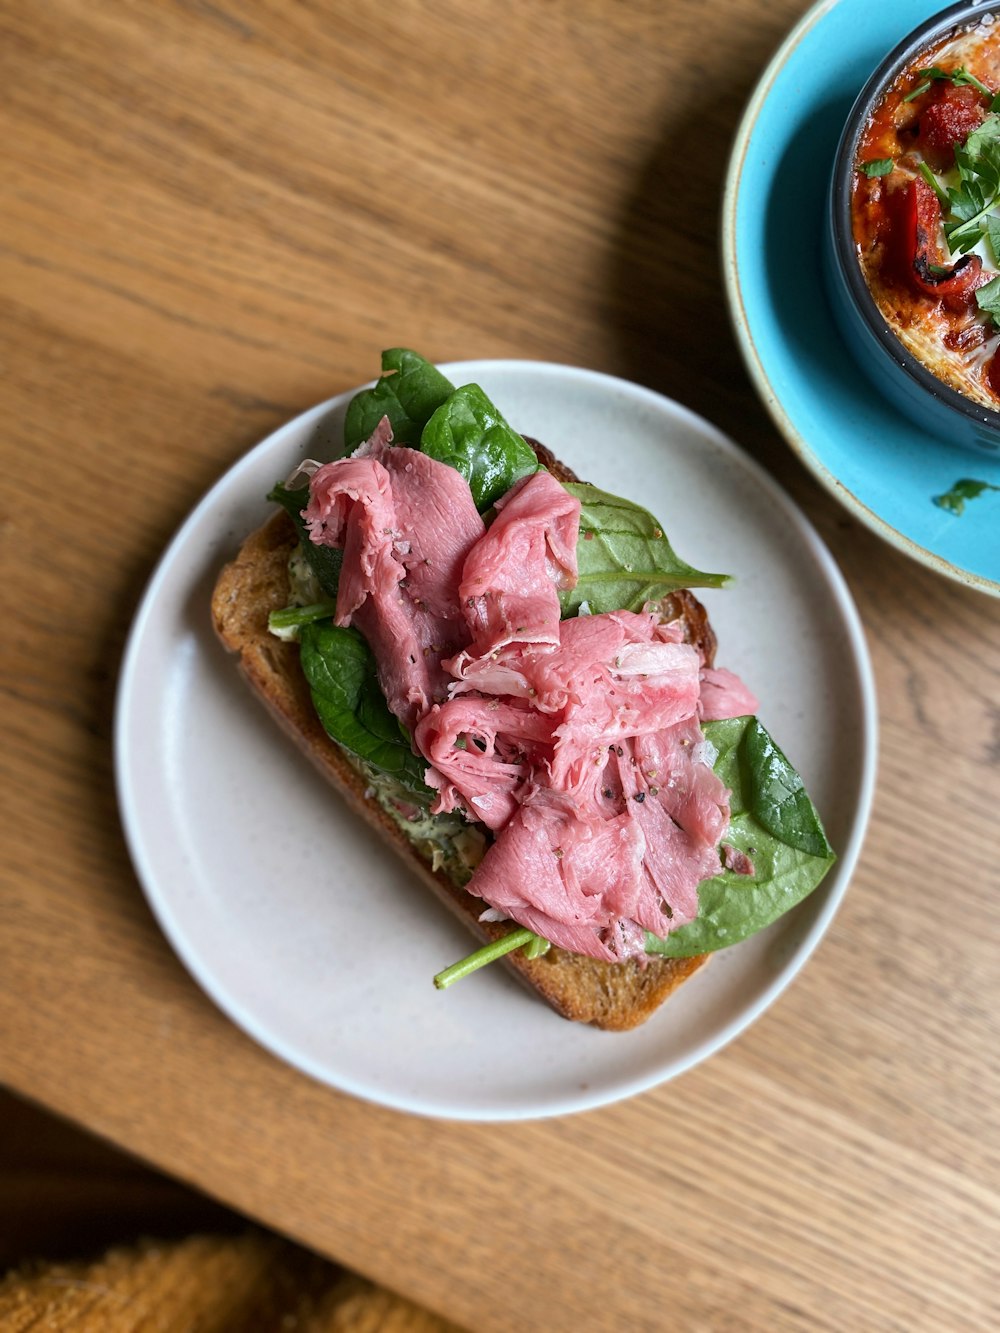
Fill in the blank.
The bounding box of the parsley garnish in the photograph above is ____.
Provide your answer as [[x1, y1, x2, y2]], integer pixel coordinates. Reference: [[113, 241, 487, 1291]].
[[933, 478, 1000, 515], [943, 115, 1000, 254], [904, 64, 996, 103], [976, 273, 1000, 322], [860, 157, 893, 178], [918, 160, 950, 209]]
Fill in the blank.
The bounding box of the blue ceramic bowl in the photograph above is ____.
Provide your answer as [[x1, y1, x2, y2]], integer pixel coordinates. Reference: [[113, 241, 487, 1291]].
[[724, 0, 1000, 595], [826, 0, 1000, 456]]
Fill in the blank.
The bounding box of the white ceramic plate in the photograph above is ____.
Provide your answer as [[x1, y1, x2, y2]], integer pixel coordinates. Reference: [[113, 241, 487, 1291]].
[[115, 361, 876, 1121]]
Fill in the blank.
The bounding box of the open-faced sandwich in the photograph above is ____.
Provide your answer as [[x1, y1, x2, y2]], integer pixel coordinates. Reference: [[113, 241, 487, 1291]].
[[212, 350, 835, 1030]]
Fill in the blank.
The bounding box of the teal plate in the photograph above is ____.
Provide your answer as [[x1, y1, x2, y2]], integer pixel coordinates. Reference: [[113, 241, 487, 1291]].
[[723, 0, 1000, 596]]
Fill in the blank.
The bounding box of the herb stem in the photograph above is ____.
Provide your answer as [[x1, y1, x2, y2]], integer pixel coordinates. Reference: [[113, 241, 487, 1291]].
[[433, 927, 541, 989], [268, 601, 337, 633], [948, 201, 998, 246], [905, 64, 995, 102], [963, 70, 995, 99], [918, 161, 950, 209], [904, 78, 932, 103]]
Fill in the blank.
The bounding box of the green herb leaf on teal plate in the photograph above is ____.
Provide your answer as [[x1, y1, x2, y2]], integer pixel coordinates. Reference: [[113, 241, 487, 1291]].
[[933, 477, 1000, 516]]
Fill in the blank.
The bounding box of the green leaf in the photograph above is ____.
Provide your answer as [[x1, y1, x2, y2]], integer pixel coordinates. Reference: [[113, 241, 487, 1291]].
[[419, 383, 540, 511], [906, 64, 995, 101], [952, 66, 994, 99], [268, 482, 342, 599], [942, 117, 1000, 252], [299, 621, 432, 798], [959, 112, 1000, 163], [919, 162, 950, 210], [976, 273, 1000, 323], [743, 717, 832, 857], [933, 477, 1000, 515], [984, 217, 1000, 267], [433, 928, 547, 989], [344, 348, 455, 452], [645, 716, 835, 958], [860, 158, 893, 178], [558, 483, 730, 616]]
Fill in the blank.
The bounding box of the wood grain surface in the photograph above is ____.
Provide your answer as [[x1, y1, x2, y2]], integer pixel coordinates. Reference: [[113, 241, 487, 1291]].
[[2, 1, 999, 1330]]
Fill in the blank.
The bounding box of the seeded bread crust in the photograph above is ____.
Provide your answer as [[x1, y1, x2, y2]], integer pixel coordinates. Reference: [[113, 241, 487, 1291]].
[[210, 443, 709, 1030]]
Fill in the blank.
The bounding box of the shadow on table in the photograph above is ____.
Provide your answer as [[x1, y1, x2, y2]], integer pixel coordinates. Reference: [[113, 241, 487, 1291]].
[[0, 1088, 463, 1330], [603, 41, 798, 483]]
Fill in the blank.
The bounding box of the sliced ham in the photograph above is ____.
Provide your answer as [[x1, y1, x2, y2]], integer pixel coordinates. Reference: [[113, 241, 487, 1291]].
[[722, 843, 756, 876], [457, 470, 579, 658], [302, 420, 484, 729], [461, 791, 647, 960], [699, 666, 759, 721], [608, 722, 730, 934], [414, 698, 555, 831], [631, 719, 730, 850], [375, 444, 487, 621], [547, 625, 701, 793]]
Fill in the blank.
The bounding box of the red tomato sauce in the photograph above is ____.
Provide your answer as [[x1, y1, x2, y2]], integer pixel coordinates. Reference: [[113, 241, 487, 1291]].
[[851, 21, 1000, 407]]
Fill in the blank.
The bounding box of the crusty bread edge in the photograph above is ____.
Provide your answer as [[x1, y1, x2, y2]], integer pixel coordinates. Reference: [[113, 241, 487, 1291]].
[[209, 445, 709, 1031]]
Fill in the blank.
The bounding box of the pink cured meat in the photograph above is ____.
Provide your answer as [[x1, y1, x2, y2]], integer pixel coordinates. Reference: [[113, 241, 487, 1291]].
[[302, 425, 484, 729], [546, 617, 701, 792], [459, 715, 731, 961], [463, 792, 648, 959], [375, 444, 487, 621], [457, 470, 580, 657], [414, 698, 555, 831], [699, 666, 759, 721], [610, 720, 729, 937], [631, 720, 730, 849], [438, 610, 702, 810], [445, 613, 733, 959]]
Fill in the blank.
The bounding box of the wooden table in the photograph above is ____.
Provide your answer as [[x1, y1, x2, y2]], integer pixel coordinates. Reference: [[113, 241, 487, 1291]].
[[3, 1, 999, 1328]]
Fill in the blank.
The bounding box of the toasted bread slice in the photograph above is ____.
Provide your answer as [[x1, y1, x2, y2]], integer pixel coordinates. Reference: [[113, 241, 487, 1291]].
[[211, 444, 709, 1030]]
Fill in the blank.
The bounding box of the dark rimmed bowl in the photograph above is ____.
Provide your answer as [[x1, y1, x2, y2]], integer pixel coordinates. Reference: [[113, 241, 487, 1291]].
[[826, 0, 1000, 456]]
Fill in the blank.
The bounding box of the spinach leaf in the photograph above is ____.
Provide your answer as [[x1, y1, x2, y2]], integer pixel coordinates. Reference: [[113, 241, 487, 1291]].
[[268, 482, 342, 598], [299, 621, 432, 799], [344, 348, 455, 451], [645, 716, 835, 958], [744, 717, 832, 857], [558, 484, 730, 616], [419, 383, 540, 511]]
